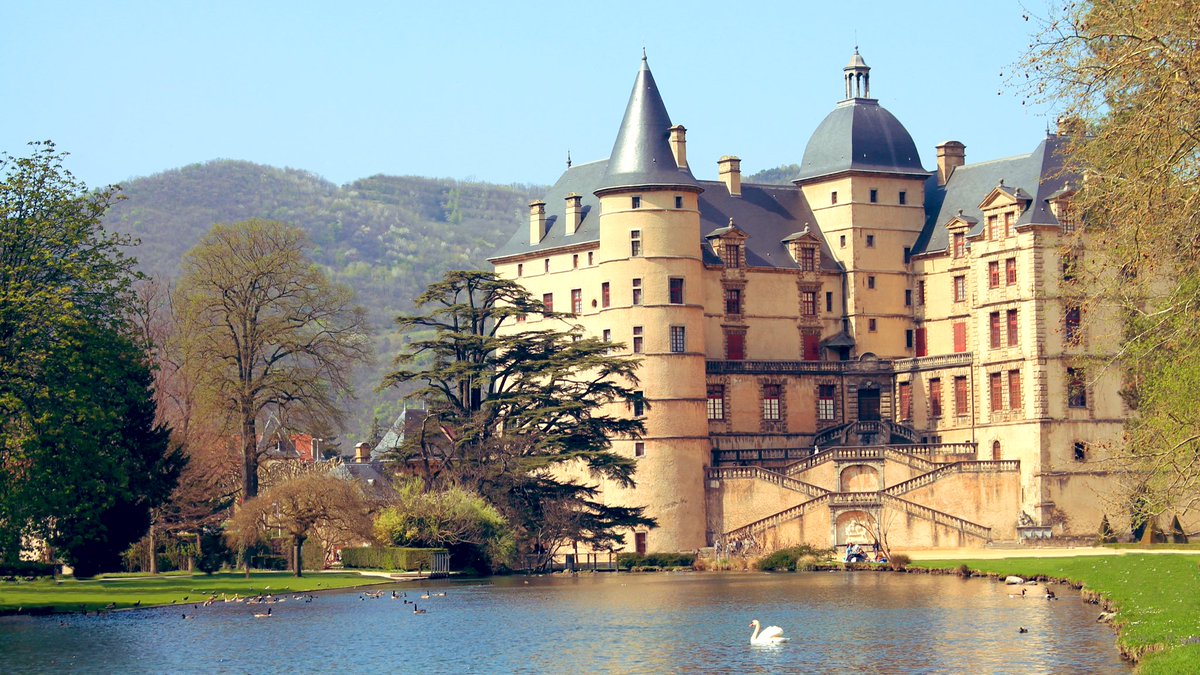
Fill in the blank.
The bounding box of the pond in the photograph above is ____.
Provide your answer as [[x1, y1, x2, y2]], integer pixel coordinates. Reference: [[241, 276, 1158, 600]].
[[0, 571, 1128, 673]]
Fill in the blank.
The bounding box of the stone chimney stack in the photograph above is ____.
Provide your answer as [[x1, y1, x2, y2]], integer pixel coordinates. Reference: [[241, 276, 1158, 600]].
[[354, 442, 371, 463], [528, 200, 547, 244], [668, 125, 688, 170], [718, 156, 742, 197], [936, 141, 966, 186], [564, 193, 582, 236]]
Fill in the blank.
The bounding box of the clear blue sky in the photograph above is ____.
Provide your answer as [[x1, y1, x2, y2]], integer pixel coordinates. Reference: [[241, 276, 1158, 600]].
[[1, 1, 1061, 189]]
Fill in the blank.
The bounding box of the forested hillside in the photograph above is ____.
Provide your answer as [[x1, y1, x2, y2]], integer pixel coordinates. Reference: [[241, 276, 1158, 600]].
[[103, 160, 542, 443]]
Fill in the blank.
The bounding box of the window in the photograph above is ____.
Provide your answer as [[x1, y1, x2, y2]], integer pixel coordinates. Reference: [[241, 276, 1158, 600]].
[[1073, 441, 1087, 462], [632, 391, 645, 417], [867, 275, 876, 289], [635, 531, 647, 555], [870, 189, 878, 203], [1004, 212, 1014, 238], [868, 318, 877, 332], [801, 291, 816, 316], [516, 314, 526, 323], [1065, 306, 1082, 344], [1007, 309, 1019, 347], [803, 333, 820, 360], [602, 329, 611, 343], [866, 235, 875, 247], [571, 289, 582, 315], [905, 329, 913, 349], [989, 261, 1000, 288], [517, 263, 523, 277], [572, 254, 578, 269], [899, 381, 912, 420], [918, 280, 926, 306], [953, 275, 966, 302], [726, 332, 745, 360], [1062, 253, 1076, 281], [707, 386, 725, 420], [544, 258, 550, 273], [601, 282, 610, 308], [988, 214, 999, 240], [990, 372, 1003, 412], [818, 384, 836, 421], [800, 247, 816, 271], [1067, 368, 1087, 408], [669, 277, 684, 304], [990, 312, 1002, 349], [725, 288, 742, 315], [675, 195, 683, 209], [634, 442, 645, 458], [587, 251, 593, 266], [915, 327, 927, 357], [630, 230, 642, 257], [953, 322, 967, 353], [839, 235, 846, 248], [542, 293, 553, 312], [669, 326, 686, 353], [903, 246, 911, 264], [762, 384, 781, 421], [953, 232, 965, 258], [631, 196, 641, 209], [929, 378, 942, 418], [831, 191, 838, 205], [632, 326, 643, 354], [825, 291, 833, 312], [954, 376, 969, 415], [1008, 369, 1021, 410], [899, 191, 907, 205], [1006, 258, 1017, 285], [723, 242, 741, 268], [632, 278, 642, 305], [905, 289, 912, 306]]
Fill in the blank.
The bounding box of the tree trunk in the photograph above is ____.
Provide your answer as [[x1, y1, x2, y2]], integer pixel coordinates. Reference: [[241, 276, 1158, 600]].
[[242, 413, 258, 500], [148, 524, 158, 575], [293, 536, 305, 577]]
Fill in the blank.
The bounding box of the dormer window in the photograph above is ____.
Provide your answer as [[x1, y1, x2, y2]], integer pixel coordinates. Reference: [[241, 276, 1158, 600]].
[[953, 232, 965, 258], [723, 242, 742, 268], [800, 247, 816, 271]]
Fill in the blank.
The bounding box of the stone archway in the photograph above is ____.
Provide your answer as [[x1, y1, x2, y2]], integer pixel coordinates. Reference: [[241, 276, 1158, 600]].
[[840, 464, 880, 492], [835, 510, 875, 546]]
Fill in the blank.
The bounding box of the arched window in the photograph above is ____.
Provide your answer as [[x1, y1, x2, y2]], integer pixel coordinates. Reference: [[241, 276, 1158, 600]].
[[992, 440, 1001, 461]]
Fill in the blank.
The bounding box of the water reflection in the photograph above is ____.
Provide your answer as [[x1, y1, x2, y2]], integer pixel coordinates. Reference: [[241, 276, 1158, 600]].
[[0, 572, 1128, 674]]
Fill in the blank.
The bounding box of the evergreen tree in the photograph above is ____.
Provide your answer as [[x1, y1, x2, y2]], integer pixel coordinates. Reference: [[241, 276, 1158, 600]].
[[383, 271, 655, 569]]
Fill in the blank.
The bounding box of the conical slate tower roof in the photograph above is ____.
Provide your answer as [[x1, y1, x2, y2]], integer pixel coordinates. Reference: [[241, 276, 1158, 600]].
[[596, 55, 699, 194]]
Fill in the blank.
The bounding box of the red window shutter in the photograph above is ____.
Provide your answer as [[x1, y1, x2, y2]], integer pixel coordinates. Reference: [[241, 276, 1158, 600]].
[[803, 334, 819, 360], [727, 333, 745, 361], [953, 322, 966, 353], [915, 328, 927, 357]]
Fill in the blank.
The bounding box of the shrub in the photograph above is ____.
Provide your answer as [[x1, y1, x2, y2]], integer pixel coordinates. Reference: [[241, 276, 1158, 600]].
[[0, 561, 57, 577], [888, 553, 912, 571], [616, 552, 696, 570], [754, 545, 835, 572], [340, 546, 447, 571]]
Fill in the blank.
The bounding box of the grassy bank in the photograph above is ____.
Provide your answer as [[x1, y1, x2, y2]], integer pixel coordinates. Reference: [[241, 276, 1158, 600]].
[[913, 554, 1200, 673], [0, 571, 394, 615]]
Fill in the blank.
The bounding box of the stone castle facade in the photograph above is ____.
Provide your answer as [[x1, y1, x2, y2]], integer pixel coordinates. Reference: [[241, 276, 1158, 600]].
[[488, 52, 1129, 554]]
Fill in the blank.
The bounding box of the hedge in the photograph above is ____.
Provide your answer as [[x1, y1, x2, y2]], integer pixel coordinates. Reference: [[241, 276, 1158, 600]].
[[339, 547, 446, 571], [617, 552, 696, 570], [1, 561, 58, 577]]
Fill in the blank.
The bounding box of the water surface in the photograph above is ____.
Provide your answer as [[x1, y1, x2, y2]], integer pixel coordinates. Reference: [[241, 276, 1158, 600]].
[[0, 571, 1128, 673]]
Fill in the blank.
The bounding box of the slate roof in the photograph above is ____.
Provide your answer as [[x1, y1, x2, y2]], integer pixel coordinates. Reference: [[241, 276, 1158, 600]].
[[913, 135, 1072, 255], [597, 56, 699, 193], [796, 99, 929, 182]]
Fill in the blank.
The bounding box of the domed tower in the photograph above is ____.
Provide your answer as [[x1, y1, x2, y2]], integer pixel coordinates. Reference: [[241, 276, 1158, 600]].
[[796, 49, 930, 359], [594, 54, 709, 553]]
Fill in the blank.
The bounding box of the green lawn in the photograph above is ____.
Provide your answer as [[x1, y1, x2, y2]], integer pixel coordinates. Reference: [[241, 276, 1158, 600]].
[[0, 571, 393, 614], [914, 554, 1200, 674]]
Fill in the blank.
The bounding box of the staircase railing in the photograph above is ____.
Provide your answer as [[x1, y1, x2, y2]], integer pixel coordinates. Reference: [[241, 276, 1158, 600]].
[[706, 466, 829, 499], [883, 460, 1020, 497], [881, 494, 992, 541], [722, 494, 831, 541]]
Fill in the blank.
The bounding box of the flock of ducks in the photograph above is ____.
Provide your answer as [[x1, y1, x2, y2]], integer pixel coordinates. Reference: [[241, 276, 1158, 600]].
[[356, 588, 448, 614]]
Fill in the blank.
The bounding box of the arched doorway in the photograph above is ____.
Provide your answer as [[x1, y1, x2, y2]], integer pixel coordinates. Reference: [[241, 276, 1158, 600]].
[[840, 464, 880, 492], [992, 440, 1001, 461]]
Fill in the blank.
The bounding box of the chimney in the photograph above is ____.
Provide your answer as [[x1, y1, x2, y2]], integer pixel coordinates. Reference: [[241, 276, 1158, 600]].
[[668, 125, 688, 170], [354, 442, 371, 463], [528, 200, 547, 244], [564, 193, 582, 235], [718, 156, 742, 197], [936, 141, 966, 186]]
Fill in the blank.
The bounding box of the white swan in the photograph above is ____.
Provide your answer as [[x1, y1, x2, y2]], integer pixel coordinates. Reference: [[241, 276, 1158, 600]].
[[749, 619, 788, 645]]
